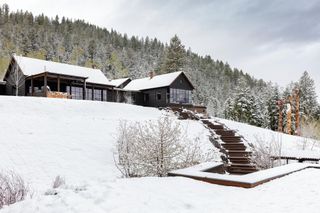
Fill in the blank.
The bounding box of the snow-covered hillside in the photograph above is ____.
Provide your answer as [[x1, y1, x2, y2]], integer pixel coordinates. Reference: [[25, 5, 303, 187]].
[[216, 118, 320, 154], [0, 96, 319, 212], [0, 96, 215, 189]]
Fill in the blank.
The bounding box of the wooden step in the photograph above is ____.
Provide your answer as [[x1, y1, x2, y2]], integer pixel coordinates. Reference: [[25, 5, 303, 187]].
[[229, 157, 251, 164], [221, 143, 246, 150], [230, 163, 256, 168], [208, 124, 224, 129], [215, 130, 235, 136], [221, 139, 242, 143], [221, 136, 242, 140], [228, 150, 252, 157], [228, 164, 258, 174]]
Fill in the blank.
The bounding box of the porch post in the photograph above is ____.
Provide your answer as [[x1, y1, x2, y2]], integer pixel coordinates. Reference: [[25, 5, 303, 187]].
[[31, 77, 34, 96], [83, 80, 86, 100], [57, 75, 60, 92], [44, 73, 48, 97], [92, 86, 94, 100]]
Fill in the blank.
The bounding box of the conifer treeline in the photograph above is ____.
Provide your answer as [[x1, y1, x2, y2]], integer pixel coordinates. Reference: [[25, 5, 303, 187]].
[[0, 4, 318, 131]]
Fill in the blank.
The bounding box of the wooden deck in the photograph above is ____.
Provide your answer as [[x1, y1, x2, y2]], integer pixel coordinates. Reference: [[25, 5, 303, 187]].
[[169, 163, 320, 188]]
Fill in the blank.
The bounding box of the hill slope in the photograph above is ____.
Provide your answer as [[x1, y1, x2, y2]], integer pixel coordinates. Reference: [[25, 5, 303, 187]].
[[0, 96, 319, 212], [0, 96, 216, 189]]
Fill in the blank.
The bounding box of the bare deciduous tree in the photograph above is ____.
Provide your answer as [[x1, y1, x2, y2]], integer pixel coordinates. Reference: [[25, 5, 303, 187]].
[[114, 116, 212, 177], [0, 171, 28, 209], [301, 119, 320, 150], [251, 134, 282, 169]]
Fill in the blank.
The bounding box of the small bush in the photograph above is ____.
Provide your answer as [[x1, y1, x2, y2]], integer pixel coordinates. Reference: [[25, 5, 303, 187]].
[[52, 175, 65, 189], [251, 134, 282, 169], [0, 171, 28, 209]]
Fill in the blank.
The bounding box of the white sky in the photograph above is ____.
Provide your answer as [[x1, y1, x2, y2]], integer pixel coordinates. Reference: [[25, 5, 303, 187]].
[[2, 0, 320, 99]]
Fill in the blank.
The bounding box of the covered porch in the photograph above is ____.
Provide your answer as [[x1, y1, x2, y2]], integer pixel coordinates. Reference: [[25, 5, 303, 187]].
[[25, 72, 112, 101]]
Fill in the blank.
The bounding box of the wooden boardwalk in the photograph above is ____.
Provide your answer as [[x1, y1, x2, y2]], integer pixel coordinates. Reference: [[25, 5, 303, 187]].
[[169, 163, 320, 188]]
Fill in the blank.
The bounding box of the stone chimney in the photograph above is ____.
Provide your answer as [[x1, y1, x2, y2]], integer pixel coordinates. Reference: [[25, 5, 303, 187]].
[[149, 71, 155, 79]]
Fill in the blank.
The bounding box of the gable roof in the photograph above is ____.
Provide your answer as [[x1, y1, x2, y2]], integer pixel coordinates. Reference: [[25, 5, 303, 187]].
[[108, 77, 131, 88], [123, 71, 194, 91], [12, 55, 111, 86]]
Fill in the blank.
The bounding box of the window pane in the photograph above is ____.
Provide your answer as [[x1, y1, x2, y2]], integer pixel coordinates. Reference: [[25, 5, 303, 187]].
[[170, 88, 192, 104], [94, 89, 101, 101], [71, 86, 83, 100], [86, 88, 92, 100], [102, 90, 107, 101]]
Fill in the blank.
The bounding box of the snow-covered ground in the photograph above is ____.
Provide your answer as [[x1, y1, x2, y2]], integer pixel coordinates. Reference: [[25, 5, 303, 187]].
[[0, 96, 319, 212], [216, 118, 320, 153]]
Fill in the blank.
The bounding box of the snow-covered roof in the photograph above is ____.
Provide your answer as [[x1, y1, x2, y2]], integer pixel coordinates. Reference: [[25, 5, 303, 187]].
[[123, 71, 186, 91], [108, 77, 130, 88], [13, 55, 111, 86]]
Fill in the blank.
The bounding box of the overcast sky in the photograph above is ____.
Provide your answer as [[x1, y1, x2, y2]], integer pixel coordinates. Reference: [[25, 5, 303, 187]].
[[2, 0, 320, 98]]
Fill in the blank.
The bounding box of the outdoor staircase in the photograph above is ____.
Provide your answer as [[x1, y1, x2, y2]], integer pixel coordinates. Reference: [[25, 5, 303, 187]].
[[202, 120, 258, 175], [169, 108, 257, 175]]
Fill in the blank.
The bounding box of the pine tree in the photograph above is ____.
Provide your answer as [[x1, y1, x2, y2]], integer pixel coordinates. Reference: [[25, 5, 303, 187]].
[[267, 86, 280, 130], [88, 40, 97, 63], [298, 71, 318, 118], [160, 35, 185, 73]]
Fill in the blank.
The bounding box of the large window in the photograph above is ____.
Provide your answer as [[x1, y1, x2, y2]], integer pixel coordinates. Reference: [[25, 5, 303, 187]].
[[67, 86, 83, 100], [170, 88, 192, 104], [86, 88, 92, 100], [93, 89, 101, 101], [102, 90, 107, 101]]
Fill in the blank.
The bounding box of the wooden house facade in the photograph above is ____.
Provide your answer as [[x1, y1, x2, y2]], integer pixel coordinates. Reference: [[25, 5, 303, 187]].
[[122, 71, 206, 113], [3, 55, 115, 101], [1, 55, 206, 113]]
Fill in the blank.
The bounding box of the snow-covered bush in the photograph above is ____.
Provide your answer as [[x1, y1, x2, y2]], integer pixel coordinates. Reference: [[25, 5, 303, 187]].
[[251, 134, 282, 169], [52, 175, 65, 189], [0, 171, 28, 209], [300, 119, 320, 150], [114, 116, 210, 177]]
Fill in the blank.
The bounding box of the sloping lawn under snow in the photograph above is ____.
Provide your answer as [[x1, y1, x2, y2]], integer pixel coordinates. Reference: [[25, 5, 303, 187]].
[[3, 168, 320, 213], [0, 96, 319, 212], [0, 96, 216, 189], [215, 118, 320, 153]]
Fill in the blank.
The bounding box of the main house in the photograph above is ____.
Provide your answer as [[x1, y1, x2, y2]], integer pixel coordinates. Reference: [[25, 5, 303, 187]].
[[122, 71, 194, 108], [0, 55, 205, 112], [2, 55, 115, 101]]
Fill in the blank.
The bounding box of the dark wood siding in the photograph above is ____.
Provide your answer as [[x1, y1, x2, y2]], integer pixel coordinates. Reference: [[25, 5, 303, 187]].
[[107, 89, 114, 101], [141, 87, 168, 107], [0, 84, 6, 95], [170, 74, 194, 90]]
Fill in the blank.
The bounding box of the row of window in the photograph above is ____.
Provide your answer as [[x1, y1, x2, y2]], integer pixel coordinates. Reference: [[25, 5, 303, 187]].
[[170, 88, 192, 104], [66, 86, 107, 101], [141, 89, 192, 104]]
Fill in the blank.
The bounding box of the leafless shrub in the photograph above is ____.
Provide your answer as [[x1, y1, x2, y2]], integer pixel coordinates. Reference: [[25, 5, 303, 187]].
[[251, 134, 282, 170], [301, 119, 320, 150], [114, 116, 210, 177], [52, 175, 65, 189], [0, 171, 28, 209]]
